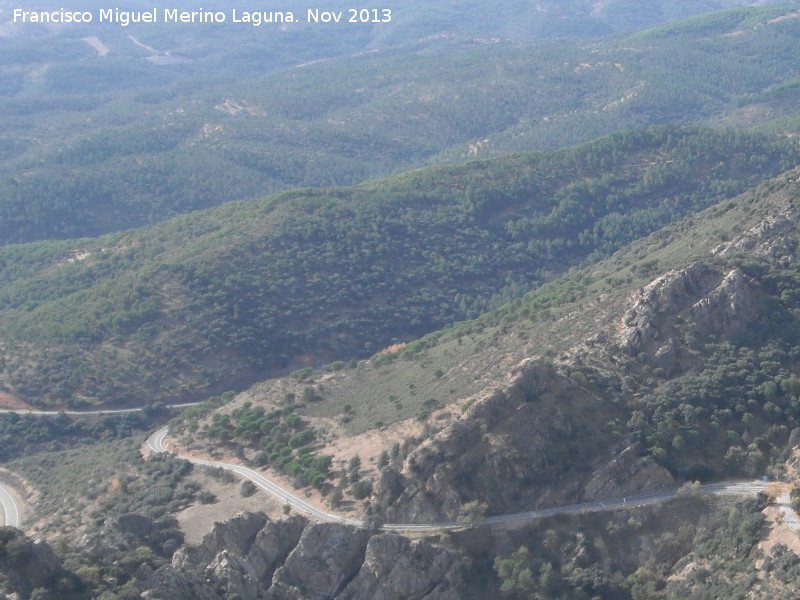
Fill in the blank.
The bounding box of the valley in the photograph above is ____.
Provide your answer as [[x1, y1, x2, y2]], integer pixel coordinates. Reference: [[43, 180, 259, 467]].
[[5, 160, 800, 596], [0, 125, 795, 410]]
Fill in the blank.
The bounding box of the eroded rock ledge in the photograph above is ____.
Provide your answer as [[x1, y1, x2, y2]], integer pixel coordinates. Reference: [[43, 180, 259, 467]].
[[140, 511, 465, 600], [374, 362, 673, 524]]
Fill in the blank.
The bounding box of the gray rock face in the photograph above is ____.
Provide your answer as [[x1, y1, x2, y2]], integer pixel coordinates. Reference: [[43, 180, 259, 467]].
[[583, 445, 674, 501], [175, 511, 270, 568], [617, 262, 758, 368], [338, 534, 464, 600], [653, 337, 678, 375], [688, 267, 756, 334], [619, 263, 717, 353], [172, 512, 305, 600], [138, 564, 220, 600], [375, 363, 623, 523], [712, 212, 796, 261], [264, 523, 370, 600], [143, 512, 466, 600]]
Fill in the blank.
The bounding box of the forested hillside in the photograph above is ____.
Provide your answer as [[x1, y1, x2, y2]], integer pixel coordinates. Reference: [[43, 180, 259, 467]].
[[6, 4, 800, 600], [10, 156, 800, 600], [179, 158, 800, 525], [152, 159, 800, 600], [4, 6, 800, 242], [0, 125, 795, 407]]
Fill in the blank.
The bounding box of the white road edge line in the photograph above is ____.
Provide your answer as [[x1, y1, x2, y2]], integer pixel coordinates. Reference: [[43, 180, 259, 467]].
[[0, 483, 20, 528]]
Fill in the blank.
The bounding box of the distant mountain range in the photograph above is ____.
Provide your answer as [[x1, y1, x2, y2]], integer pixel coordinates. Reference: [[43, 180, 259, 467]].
[[3, 5, 800, 243]]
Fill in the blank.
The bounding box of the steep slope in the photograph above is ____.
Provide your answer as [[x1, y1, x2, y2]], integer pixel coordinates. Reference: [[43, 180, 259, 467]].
[[150, 512, 466, 600], [368, 170, 800, 521], [0, 126, 795, 408], [10, 165, 800, 600], [177, 164, 800, 526], [0, 456, 785, 600]]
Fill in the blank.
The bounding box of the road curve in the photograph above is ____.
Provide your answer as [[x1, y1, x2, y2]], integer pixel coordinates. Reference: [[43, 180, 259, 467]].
[[148, 428, 767, 532], [0, 404, 202, 529], [149, 428, 363, 527], [0, 482, 20, 528]]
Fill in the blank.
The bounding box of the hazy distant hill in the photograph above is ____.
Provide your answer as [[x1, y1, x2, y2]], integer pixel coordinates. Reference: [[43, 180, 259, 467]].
[[4, 4, 800, 600], [3, 5, 800, 243]]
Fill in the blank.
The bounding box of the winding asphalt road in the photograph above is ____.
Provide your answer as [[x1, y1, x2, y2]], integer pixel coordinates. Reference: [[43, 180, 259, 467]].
[[148, 428, 366, 527], [0, 403, 200, 528], [148, 427, 767, 532], [0, 424, 773, 531]]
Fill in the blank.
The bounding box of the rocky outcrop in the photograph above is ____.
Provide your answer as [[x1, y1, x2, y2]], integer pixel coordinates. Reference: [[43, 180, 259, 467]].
[[617, 263, 758, 373], [264, 523, 370, 600], [688, 267, 757, 336], [374, 362, 625, 523], [582, 444, 674, 501], [619, 263, 717, 353], [712, 212, 796, 261], [142, 512, 466, 600], [369, 267, 759, 525], [338, 534, 464, 600], [171, 512, 305, 600], [138, 564, 220, 600]]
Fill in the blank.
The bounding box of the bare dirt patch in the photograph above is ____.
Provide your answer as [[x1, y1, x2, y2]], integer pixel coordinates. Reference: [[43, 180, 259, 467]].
[[0, 392, 30, 410], [175, 470, 285, 544], [756, 474, 800, 568], [214, 99, 265, 116], [311, 400, 463, 479], [311, 414, 424, 476], [81, 36, 110, 56], [759, 500, 800, 559], [767, 11, 800, 25]]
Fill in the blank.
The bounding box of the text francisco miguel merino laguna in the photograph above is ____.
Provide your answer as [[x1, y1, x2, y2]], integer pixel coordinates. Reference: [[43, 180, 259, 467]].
[[12, 7, 393, 26]]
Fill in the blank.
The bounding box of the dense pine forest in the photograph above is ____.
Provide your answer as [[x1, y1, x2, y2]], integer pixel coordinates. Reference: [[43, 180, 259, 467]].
[[0, 125, 795, 407]]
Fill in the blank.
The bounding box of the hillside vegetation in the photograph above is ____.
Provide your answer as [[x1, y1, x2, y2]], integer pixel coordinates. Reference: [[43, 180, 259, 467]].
[[376, 169, 800, 508], [164, 163, 800, 535], [6, 5, 800, 600], [69, 137, 800, 600], [0, 126, 794, 408], [158, 165, 800, 596], [5, 6, 800, 242]]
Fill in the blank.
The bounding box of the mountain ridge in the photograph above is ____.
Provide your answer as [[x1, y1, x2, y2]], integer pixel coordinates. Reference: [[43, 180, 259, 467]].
[[6, 4, 800, 243], [167, 163, 800, 523], [0, 125, 795, 408]]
